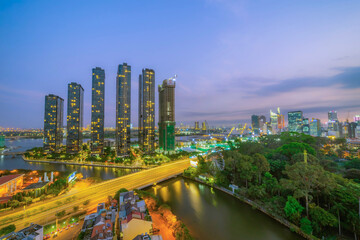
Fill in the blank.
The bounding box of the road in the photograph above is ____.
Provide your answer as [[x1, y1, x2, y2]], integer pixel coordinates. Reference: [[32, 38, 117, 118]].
[[0, 159, 190, 229]]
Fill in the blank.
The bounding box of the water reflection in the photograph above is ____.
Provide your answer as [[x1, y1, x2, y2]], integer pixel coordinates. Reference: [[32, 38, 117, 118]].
[[147, 177, 304, 240]]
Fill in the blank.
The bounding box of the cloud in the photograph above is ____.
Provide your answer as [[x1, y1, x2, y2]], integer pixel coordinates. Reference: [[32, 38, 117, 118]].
[[247, 66, 360, 97]]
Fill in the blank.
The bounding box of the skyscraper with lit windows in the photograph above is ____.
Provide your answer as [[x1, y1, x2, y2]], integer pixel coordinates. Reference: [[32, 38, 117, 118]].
[[288, 111, 303, 133], [116, 63, 131, 156], [44, 94, 64, 152], [91, 67, 105, 154], [66, 83, 84, 153], [158, 76, 176, 153], [138, 68, 155, 153], [310, 118, 321, 137]]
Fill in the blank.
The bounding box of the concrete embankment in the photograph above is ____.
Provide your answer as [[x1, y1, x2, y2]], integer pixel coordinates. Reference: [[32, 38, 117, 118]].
[[22, 156, 149, 170]]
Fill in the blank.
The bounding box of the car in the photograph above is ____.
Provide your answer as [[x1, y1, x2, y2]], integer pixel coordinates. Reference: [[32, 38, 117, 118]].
[[75, 222, 79, 225], [71, 225, 74, 228], [65, 227, 68, 230]]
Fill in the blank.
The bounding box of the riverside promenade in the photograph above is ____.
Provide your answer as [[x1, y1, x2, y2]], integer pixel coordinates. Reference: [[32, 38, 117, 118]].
[[22, 156, 149, 169]]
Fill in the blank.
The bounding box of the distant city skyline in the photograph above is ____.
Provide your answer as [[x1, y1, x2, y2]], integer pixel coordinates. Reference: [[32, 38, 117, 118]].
[[0, 0, 360, 128]]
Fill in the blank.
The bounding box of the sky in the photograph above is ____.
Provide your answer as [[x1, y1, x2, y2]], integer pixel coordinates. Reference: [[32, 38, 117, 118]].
[[0, 0, 360, 128]]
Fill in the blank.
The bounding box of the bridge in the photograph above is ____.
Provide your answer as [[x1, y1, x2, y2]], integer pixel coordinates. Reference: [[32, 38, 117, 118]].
[[0, 159, 191, 229], [0, 151, 26, 156]]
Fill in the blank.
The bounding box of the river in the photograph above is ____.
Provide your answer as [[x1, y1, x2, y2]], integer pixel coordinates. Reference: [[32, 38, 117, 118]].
[[1, 138, 303, 239], [0, 138, 136, 179], [146, 177, 303, 240]]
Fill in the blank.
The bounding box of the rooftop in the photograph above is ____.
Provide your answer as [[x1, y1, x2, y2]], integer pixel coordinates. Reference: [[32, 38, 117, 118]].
[[0, 174, 24, 186], [23, 181, 49, 190]]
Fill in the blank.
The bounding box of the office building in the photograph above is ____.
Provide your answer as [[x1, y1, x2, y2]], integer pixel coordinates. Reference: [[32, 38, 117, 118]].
[[91, 67, 105, 154], [116, 63, 131, 156], [259, 115, 266, 129], [138, 68, 155, 153], [328, 110, 338, 121], [66, 83, 84, 153], [310, 119, 321, 137], [349, 122, 357, 138], [355, 115, 360, 124], [251, 115, 260, 135], [195, 121, 200, 130], [202, 121, 207, 131], [288, 111, 303, 133], [44, 94, 64, 152], [278, 114, 285, 130], [302, 118, 310, 135], [270, 110, 278, 134], [158, 76, 176, 153]]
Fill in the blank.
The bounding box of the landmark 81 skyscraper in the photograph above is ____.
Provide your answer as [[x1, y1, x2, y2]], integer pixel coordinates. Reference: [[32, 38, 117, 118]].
[[139, 68, 155, 153], [116, 63, 131, 156], [158, 76, 176, 153], [66, 82, 84, 153], [91, 67, 105, 154], [44, 94, 64, 153]]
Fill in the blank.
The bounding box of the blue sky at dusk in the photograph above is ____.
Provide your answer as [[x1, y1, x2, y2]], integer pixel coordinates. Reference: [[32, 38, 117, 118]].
[[0, 0, 360, 128]]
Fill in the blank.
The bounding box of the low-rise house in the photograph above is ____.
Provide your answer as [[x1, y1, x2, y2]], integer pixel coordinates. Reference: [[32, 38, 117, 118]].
[[0, 224, 43, 240], [119, 191, 158, 240], [81, 203, 117, 240]]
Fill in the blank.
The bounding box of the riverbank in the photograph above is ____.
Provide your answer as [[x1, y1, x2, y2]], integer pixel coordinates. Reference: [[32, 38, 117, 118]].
[[22, 156, 149, 170], [183, 175, 317, 240]]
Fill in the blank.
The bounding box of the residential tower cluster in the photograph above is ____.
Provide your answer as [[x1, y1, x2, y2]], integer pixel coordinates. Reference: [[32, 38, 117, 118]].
[[43, 64, 176, 157]]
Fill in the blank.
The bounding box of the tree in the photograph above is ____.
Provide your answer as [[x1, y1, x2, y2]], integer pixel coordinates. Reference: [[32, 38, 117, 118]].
[[281, 162, 335, 216], [276, 142, 316, 160], [247, 184, 266, 199], [309, 204, 337, 235], [284, 196, 304, 224], [114, 188, 129, 201], [238, 142, 264, 155], [236, 154, 256, 188], [331, 202, 345, 236], [83, 200, 90, 206], [252, 153, 270, 184], [9, 200, 20, 209], [23, 197, 32, 206], [263, 172, 281, 195], [0, 224, 16, 237], [73, 206, 79, 212], [55, 210, 66, 218], [344, 168, 360, 181], [300, 217, 312, 235]]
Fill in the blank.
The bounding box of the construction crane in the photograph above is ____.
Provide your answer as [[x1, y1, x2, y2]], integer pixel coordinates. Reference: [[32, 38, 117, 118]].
[[167, 74, 177, 82], [227, 127, 235, 139], [239, 123, 247, 136]]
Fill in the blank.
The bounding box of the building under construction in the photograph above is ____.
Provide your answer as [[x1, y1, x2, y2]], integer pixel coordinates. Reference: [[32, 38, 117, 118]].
[[158, 76, 176, 153]]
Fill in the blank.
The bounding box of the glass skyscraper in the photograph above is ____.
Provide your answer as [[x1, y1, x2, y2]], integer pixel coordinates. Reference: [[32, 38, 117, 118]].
[[328, 111, 338, 121], [66, 82, 84, 153], [91, 67, 105, 154], [44, 94, 64, 152], [288, 111, 303, 133], [116, 63, 131, 156], [251, 115, 260, 135], [138, 68, 155, 153], [302, 118, 310, 135], [158, 77, 176, 153], [310, 118, 321, 137]]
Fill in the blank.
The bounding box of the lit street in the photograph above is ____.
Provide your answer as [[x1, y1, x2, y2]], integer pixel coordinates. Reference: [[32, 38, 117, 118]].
[[0, 159, 190, 229]]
